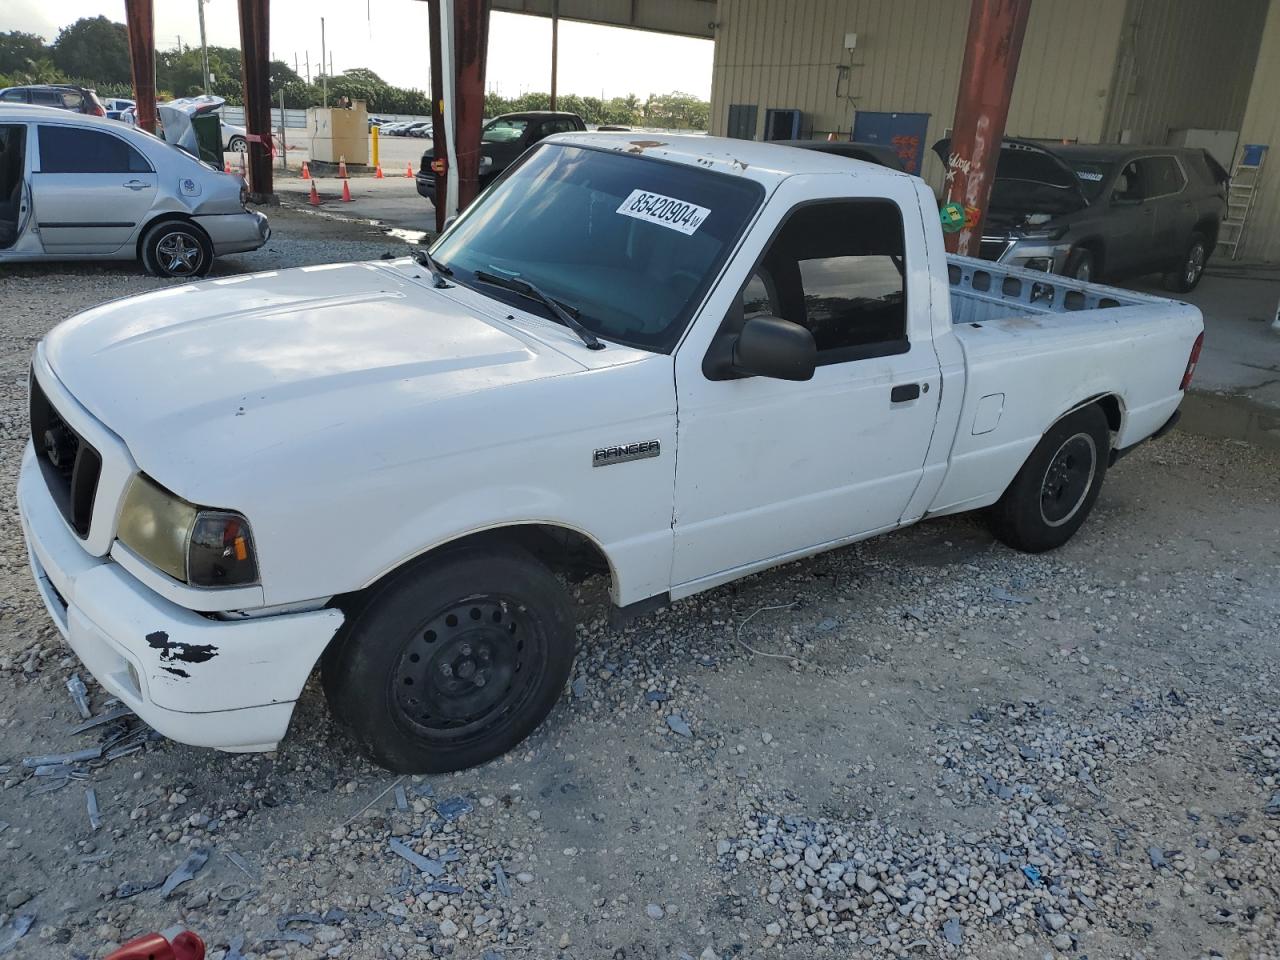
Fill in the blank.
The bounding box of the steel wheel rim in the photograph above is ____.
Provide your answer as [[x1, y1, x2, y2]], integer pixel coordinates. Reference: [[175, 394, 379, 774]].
[[1185, 243, 1205, 286], [156, 232, 203, 276], [390, 595, 547, 743], [1040, 432, 1096, 527]]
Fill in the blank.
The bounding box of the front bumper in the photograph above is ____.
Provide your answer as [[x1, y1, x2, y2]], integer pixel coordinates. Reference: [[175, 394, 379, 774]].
[[195, 210, 271, 256], [415, 172, 436, 202], [17, 442, 342, 753], [985, 236, 1073, 274]]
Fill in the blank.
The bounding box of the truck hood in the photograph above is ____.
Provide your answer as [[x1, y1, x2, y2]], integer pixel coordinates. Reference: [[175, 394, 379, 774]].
[[43, 260, 586, 487]]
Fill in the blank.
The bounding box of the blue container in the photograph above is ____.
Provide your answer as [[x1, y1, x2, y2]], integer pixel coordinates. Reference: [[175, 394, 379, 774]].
[[1243, 143, 1267, 166]]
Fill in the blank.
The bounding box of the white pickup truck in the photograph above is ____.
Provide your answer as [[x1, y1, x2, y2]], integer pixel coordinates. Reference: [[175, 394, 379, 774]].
[[18, 135, 1204, 773]]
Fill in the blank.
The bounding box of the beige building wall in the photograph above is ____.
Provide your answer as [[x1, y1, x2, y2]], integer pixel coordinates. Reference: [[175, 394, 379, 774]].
[[1238, 0, 1280, 261], [1101, 0, 1267, 144], [709, 0, 1128, 188]]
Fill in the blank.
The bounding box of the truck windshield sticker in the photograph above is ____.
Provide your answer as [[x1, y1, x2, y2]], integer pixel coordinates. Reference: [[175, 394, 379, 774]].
[[616, 189, 710, 236], [1076, 171, 1104, 182]]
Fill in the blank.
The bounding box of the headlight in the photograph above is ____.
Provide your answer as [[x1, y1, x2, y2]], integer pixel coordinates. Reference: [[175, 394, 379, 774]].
[[117, 475, 259, 588]]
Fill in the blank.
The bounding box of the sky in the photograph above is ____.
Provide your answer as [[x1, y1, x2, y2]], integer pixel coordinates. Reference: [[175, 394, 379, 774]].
[[0, 0, 713, 100]]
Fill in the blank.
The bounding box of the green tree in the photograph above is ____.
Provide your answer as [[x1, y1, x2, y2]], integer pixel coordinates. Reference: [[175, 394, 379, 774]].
[[51, 16, 131, 85], [0, 31, 50, 77]]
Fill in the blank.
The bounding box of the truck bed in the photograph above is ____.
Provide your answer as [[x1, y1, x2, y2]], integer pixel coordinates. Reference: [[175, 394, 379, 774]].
[[925, 255, 1203, 517]]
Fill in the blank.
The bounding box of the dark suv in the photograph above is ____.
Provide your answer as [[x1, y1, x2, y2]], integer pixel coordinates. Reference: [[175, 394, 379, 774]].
[[0, 84, 106, 117], [416, 111, 586, 204], [933, 138, 1229, 292]]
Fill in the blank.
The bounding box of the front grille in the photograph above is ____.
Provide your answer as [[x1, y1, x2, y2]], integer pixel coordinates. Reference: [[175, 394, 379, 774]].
[[29, 370, 101, 538]]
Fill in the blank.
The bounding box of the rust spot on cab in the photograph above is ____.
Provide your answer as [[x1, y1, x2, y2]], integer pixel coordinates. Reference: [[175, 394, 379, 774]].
[[627, 140, 667, 154]]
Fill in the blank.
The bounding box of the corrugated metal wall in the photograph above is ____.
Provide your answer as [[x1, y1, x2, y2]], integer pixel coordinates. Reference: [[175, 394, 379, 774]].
[[1238, 0, 1280, 261], [1102, 0, 1267, 144], [709, 0, 1128, 188]]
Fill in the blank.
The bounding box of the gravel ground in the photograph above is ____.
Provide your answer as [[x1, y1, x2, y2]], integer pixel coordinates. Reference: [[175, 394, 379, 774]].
[[1, 205, 1278, 960]]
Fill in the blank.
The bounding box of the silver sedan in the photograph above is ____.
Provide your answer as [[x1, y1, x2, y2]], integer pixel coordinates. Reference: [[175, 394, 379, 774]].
[[0, 104, 269, 278]]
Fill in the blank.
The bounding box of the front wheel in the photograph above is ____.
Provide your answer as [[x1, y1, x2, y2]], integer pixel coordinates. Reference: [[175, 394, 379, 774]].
[[1064, 247, 1095, 282], [227, 135, 247, 152], [322, 545, 576, 773], [988, 405, 1111, 553]]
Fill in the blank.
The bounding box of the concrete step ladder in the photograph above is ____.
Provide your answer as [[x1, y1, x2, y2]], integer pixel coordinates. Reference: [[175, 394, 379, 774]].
[[1218, 147, 1266, 260]]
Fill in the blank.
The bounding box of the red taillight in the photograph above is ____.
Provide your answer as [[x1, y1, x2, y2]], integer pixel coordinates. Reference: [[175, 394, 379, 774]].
[[1180, 331, 1204, 390], [91, 104, 106, 117]]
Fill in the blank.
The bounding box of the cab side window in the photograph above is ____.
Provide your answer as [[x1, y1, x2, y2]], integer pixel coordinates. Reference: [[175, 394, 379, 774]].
[[740, 200, 908, 363], [1113, 161, 1145, 202], [1143, 156, 1186, 197]]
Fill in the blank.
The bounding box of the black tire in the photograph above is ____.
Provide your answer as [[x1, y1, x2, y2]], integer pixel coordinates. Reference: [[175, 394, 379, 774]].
[[140, 220, 213, 279], [322, 545, 576, 773], [1064, 247, 1095, 282], [988, 405, 1110, 553], [1164, 232, 1208, 293], [227, 136, 247, 152]]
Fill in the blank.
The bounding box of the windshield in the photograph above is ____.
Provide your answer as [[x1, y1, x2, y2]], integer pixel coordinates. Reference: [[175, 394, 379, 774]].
[[430, 143, 765, 353], [1066, 160, 1116, 201], [482, 118, 528, 143]]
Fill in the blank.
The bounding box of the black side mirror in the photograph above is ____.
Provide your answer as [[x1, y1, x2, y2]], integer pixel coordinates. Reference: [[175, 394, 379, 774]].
[[731, 315, 817, 381]]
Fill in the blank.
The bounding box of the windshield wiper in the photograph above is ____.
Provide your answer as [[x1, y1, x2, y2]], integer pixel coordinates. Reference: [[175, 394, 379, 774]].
[[473, 270, 604, 351], [412, 248, 454, 288]]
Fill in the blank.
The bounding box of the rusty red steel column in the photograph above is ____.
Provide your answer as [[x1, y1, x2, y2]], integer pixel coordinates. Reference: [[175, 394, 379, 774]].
[[123, 0, 156, 134], [942, 0, 1033, 257], [452, 0, 491, 212], [428, 0, 448, 232], [236, 0, 274, 200]]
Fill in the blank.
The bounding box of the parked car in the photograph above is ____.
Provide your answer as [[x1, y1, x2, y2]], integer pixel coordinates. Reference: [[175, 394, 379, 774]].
[[380, 121, 408, 135], [103, 97, 136, 122], [369, 116, 389, 130], [406, 120, 433, 138], [416, 110, 586, 203], [775, 137, 906, 171], [0, 104, 269, 276], [932, 138, 1228, 292], [18, 134, 1203, 773], [0, 84, 106, 116]]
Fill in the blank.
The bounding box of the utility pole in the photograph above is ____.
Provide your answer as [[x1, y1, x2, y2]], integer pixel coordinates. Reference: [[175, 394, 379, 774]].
[[942, 0, 1033, 257], [196, 0, 211, 93], [320, 17, 328, 106], [550, 0, 559, 111], [305, 51, 310, 84]]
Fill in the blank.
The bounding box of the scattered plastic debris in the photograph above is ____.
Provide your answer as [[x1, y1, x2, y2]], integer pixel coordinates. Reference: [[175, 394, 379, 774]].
[[160, 848, 210, 898], [394, 783, 408, 812], [261, 931, 313, 946], [388, 838, 446, 876], [423, 881, 464, 895], [436, 796, 472, 822], [116, 878, 162, 899], [412, 783, 435, 798], [278, 908, 346, 930], [1021, 864, 1043, 886], [70, 706, 133, 735], [666, 713, 693, 737], [571, 677, 587, 699], [66, 674, 91, 720], [0, 914, 34, 955], [494, 863, 511, 898], [942, 917, 963, 946], [86, 788, 101, 831], [644, 690, 669, 703], [22, 747, 102, 768], [990, 586, 1033, 605], [1148, 846, 1168, 869], [225, 851, 256, 879]]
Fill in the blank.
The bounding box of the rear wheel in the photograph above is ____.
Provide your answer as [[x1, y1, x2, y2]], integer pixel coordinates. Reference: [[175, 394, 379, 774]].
[[227, 135, 247, 152], [988, 405, 1111, 553], [322, 545, 576, 773], [141, 220, 213, 279], [1164, 232, 1208, 293]]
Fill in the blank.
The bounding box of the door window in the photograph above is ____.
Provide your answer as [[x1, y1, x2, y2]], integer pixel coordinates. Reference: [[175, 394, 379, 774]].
[[1141, 156, 1186, 197], [1112, 161, 1147, 202], [482, 118, 528, 144], [37, 125, 151, 174], [0, 89, 28, 103], [740, 200, 908, 363]]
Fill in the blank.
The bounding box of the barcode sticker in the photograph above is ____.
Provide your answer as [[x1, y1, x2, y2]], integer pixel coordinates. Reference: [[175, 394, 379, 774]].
[[616, 189, 710, 235]]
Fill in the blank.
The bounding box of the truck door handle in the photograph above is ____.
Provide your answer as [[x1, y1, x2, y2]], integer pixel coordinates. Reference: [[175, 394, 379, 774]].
[[891, 383, 921, 403]]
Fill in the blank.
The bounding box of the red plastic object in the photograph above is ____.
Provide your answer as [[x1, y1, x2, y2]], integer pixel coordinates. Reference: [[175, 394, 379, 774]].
[[106, 931, 205, 960]]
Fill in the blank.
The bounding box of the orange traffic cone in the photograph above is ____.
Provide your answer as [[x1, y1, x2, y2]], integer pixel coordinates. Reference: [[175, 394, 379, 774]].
[[301, 161, 311, 180], [405, 163, 413, 178], [375, 164, 384, 179], [341, 180, 353, 202], [338, 155, 348, 179], [309, 181, 321, 206]]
